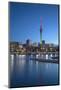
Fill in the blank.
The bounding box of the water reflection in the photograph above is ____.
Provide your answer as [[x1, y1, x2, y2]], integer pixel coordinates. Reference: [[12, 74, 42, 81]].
[[10, 55, 59, 88]]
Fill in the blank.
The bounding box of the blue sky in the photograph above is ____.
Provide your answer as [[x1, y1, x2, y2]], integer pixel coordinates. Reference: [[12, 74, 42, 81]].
[[9, 2, 59, 44]]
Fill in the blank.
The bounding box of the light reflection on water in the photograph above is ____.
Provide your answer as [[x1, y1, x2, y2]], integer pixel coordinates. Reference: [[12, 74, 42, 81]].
[[10, 55, 59, 88]]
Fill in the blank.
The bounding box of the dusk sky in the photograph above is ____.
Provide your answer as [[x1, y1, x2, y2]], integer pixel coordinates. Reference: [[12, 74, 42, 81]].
[[9, 2, 59, 44]]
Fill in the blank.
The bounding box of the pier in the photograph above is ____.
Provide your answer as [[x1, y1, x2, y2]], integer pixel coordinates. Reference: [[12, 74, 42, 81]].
[[10, 51, 59, 64]]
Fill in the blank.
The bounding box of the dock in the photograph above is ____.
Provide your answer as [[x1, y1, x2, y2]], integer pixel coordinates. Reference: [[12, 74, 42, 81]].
[[30, 58, 59, 64]]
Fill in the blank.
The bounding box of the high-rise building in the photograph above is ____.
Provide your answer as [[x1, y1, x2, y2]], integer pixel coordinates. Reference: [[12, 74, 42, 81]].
[[42, 40, 45, 45], [26, 39, 32, 46]]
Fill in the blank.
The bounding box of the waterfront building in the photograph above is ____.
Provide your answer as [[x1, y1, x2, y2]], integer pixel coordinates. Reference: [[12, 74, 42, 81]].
[[10, 42, 19, 52]]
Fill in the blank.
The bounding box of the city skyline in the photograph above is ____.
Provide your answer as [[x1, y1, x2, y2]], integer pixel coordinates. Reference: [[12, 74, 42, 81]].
[[9, 2, 59, 45]]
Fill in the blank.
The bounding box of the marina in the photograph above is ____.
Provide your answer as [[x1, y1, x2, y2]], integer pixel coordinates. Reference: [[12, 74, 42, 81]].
[[10, 54, 59, 88]]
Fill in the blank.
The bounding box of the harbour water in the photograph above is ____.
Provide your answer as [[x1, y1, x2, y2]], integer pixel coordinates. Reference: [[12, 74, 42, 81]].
[[10, 55, 59, 88]]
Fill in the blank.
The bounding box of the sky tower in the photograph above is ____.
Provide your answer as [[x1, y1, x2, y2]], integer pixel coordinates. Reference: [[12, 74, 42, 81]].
[[40, 17, 42, 45]]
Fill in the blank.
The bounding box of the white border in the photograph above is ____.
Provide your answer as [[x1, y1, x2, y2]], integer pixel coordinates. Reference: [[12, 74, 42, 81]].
[[0, 0, 61, 90]]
